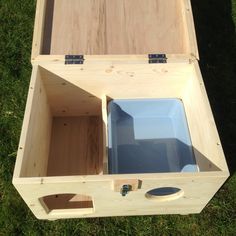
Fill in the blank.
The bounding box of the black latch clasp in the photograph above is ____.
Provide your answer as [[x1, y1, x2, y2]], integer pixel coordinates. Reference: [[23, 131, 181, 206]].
[[120, 185, 132, 197]]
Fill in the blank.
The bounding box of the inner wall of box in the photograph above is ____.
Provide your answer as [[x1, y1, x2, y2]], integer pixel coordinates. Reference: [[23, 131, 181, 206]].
[[41, 0, 189, 55], [19, 65, 221, 177], [20, 69, 104, 177], [46, 74, 104, 177]]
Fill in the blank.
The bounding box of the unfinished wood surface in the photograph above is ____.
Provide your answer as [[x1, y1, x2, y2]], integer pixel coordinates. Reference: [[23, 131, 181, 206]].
[[40, 63, 192, 100], [32, 0, 47, 60], [39, 62, 229, 173], [32, 54, 192, 65], [105, 0, 185, 54], [40, 67, 101, 117], [13, 172, 228, 219], [47, 116, 103, 176], [15, 66, 52, 177], [182, 62, 228, 172], [180, 0, 199, 59], [42, 0, 188, 55]]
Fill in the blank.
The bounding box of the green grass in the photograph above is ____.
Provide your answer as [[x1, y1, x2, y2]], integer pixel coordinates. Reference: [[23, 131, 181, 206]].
[[0, 0, 236, 235]]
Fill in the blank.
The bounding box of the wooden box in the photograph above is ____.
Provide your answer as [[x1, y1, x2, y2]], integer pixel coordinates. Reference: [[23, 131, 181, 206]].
[[13, 0, 229, 220]]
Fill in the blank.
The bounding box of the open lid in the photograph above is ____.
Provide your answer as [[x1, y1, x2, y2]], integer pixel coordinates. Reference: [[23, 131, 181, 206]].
[[32, 0, 199, 61]]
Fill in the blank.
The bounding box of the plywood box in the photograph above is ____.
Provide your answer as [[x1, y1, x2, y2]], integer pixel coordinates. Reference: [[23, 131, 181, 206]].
[[13, 0, 229, 220]]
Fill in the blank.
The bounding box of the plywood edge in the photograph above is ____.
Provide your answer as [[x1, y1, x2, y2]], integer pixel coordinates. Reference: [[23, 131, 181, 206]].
[[13, 66, 39, 179], [31, 0, 47, 61], [101, 95, 108, 174], [181, 0, 199, 59]]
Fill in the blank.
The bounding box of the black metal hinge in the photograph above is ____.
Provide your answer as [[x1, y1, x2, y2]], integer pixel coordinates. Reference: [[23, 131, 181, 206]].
[[65, 55, 84, 64], [148, 54, 167, 64]]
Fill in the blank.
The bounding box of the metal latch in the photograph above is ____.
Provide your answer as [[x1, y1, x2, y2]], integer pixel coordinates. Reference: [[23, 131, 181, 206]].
[[120, 184, 132, 197], [65, 55, 84, 65], [148, 54, 167, 64]]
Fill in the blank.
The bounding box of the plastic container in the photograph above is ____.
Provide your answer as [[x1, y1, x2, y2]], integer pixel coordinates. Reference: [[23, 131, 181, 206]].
[[108, 99, 198, 174]]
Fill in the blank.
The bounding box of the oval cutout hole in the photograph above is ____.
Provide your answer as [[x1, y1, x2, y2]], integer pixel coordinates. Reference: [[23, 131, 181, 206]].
[[145, 187, 183, 202]]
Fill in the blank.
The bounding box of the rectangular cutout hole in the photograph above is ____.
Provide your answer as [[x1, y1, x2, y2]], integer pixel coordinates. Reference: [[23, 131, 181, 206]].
[[41, 194, 94, 215]]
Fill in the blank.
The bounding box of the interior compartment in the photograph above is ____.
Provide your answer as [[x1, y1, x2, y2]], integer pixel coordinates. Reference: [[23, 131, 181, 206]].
[[20, 68, 104, 177], [108, 99, 198, 174], [19, 64, 222, 178], [42, 0, 190, 55]]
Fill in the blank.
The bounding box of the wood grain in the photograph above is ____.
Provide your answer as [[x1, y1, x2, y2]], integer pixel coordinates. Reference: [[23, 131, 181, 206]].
[[48, 0, 186, 55], [13, 0, 229, 220], [13, 172, 229, 219], [40, 67, 102, 117], [18, 66, 52, 177], [47, 116, 103, 176], [50, 0, 106, 55]]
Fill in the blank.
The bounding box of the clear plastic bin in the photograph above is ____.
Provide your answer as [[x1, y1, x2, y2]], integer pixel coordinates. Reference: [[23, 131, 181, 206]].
[[108, 99, 198, 174]]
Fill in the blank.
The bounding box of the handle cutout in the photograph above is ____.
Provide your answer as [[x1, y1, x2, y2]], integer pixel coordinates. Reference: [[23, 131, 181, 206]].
[[145, 187, 184, 202]]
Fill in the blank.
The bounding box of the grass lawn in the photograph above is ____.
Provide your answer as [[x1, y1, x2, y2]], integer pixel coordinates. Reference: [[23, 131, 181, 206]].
[[0, 0, 236, 235]]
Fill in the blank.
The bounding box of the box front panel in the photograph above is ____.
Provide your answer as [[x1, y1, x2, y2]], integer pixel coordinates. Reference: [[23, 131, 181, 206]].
[[14, 173, 227, 219]]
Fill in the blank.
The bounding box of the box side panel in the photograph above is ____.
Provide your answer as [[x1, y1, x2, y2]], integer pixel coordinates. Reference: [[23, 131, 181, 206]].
[[40, 67, 102, 117], [39, 62, 192, 99], [183, 62, 229, 172], [14, 173, 228, 219], [13, 66, 52, 178]]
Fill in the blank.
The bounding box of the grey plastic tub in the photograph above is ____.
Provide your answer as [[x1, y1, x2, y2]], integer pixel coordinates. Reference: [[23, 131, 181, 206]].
[[108, 99, 198, 174]]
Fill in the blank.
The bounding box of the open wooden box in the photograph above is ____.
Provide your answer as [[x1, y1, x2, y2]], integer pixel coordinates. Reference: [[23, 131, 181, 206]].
[[13, 0, 229, 220]]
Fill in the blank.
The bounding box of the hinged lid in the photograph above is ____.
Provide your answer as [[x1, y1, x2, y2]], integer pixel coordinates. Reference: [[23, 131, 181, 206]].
[[31, 0, 199, 62]]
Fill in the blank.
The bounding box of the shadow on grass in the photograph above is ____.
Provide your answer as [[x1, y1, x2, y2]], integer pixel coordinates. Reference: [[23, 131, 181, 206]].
[[192, 0, 236, 175]]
